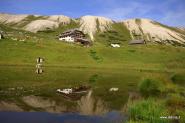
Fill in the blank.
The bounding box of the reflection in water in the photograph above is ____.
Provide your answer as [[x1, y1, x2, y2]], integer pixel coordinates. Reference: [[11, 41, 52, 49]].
[[78, 90, 108, 115], [0, 92, 127, 123], [23, 96, 56, 108], [121, 92, 141, 113], [0, 91, 109, 115], [88, 74, 99, 83], [0, 101, 23, 112], [0, 66, 141, 113], [0, 90, 109, 115], [22, 96, 68, 113]]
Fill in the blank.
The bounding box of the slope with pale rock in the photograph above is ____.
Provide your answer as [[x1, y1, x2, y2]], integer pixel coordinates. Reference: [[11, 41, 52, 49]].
[[0, 13, 28, 24], [24, 20, 59, 33], [123, 18, 185, 44], [79, 16, 113, 40], [47, 15, 71, 24]]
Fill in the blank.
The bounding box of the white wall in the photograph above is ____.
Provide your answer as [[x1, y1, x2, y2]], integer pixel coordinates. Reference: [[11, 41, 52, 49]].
[[59, 36, 74, 42], [111, 44, 120, 48]]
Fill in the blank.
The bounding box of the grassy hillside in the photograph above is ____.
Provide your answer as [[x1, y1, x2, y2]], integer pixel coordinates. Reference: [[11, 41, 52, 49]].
[[95, 23, 131, 46], [0, 23, 185, 70], [0, 24, 185, 121]]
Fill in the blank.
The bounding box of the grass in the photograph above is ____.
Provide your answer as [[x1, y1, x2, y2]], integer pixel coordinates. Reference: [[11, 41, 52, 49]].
[[126, 76, 185, 123], [171, 73, 185, 86], [89, 49, 103, 63], [165, 93, 185, 109], [95, 22, 131, 45], [0, 24, 185, 122], [88, 74, 99, 83], [127, 98, 170, 123]]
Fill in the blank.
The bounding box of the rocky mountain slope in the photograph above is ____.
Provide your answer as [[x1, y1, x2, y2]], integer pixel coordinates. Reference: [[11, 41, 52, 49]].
[[0, 13, 28, 24], [0, 13, 71, 33], [122, 19, 185, 45], [24, 15, 71, 33], [0, 13, 185, 45], [24, 20, 59, 33], [79, 16, 113, 40]]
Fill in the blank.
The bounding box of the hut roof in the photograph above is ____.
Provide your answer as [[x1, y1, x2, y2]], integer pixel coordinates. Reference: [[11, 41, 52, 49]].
[[62, 28, 82, 34], [129, 39, 145, 44], [59, 28, 85, 37], [76, 38, 91, 43], [76, 38, 91, 45]]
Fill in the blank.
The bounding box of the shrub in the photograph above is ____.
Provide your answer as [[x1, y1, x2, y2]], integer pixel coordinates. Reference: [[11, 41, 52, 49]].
[[138, 79, 163, 97], [165, 93, 185, 108], [176, 110, 185, 123], [128, 98, 170, 123], [89, 74, 99, 83], [89, 50, 103, 63], [171, 73, 185, 86]]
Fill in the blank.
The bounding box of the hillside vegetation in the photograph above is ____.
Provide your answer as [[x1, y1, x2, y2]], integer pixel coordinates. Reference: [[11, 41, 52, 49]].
[[1, 13, 185, 46]]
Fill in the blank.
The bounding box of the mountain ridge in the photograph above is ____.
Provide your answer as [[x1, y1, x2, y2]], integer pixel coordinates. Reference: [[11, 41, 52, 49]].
[[0, 13, 185, 45]]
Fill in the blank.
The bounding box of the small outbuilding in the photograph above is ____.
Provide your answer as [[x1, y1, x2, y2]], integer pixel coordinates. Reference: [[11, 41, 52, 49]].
[[129, 39, 146, 45], [111, 43, 120, 48]]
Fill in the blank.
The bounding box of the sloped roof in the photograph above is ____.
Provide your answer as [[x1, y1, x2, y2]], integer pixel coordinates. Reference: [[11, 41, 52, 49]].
[[76, 38, 91, 42], [62, 28, 81, 34], [129, 39, 145, 44], [59, 28, 84, 37]]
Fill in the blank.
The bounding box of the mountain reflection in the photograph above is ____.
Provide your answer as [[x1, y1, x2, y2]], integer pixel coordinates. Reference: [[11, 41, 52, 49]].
[[78, 90, 108, 115]]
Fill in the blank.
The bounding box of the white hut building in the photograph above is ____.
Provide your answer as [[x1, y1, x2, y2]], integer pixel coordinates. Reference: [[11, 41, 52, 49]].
[[59, 29, 85, 42], [59, 29, 91, 46]]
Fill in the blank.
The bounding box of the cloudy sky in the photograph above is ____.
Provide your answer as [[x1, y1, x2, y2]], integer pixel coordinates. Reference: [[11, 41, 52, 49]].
[[0, 0, 185, 26]]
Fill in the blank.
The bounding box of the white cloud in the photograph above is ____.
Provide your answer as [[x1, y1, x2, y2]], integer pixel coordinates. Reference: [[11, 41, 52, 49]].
[[96, 0, 185, 26], [97, 1, 155, 21]]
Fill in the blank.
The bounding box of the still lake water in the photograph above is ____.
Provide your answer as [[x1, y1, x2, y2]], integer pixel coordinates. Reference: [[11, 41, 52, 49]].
[[0, 111, 127, 123], [0, 66, 169, 122]]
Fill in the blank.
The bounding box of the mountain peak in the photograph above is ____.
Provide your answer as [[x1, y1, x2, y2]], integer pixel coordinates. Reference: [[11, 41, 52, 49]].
[[122, 18, 185, 44], [79, 15, 113, 40], [0, 13, 28, 24], [47, 15, 71, 24]]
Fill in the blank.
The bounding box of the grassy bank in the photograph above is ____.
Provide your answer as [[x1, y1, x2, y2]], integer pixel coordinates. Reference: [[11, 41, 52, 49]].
[[126, 77, 185, 123]]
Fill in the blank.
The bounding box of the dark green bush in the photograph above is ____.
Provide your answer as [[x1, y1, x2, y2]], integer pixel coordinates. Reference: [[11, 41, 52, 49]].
[[171, 73, 185, 86], [139, 79, 163, 97], [89, 50, 103, 63], [89, 74, 99, 83]]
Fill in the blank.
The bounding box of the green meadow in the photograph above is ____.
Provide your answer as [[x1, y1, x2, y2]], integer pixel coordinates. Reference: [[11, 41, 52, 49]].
[[0, 24, 185, 123]]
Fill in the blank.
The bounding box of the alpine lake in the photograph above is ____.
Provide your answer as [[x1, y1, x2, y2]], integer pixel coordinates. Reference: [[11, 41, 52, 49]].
[[0, 65, 174, 123]]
